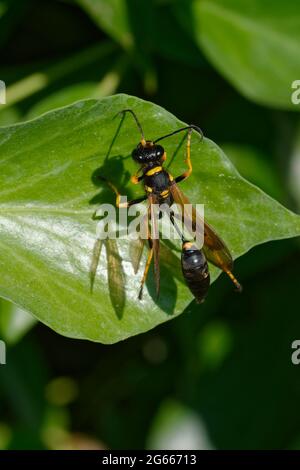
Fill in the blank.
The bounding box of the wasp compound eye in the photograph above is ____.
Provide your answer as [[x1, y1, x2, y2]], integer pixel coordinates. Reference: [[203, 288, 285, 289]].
[[132, 146, 140, 161], [131, 143, 146, 161], [155, 145, 164, 159]]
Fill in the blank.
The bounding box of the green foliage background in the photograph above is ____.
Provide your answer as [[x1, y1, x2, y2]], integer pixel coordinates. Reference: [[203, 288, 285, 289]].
[[0, 0, 300, 450]]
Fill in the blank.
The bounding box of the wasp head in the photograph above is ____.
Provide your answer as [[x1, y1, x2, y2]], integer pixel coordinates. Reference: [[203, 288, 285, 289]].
[[132, 141, 165, 165]]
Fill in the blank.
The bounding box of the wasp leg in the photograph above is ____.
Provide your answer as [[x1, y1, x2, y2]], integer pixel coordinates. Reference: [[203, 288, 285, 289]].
[[96, 176, 146, 211], [138, 205, 158, 300], [130, 168, 144, 185], [169, 210, 184, 241], [119, 195, 147, 208], [174, 128, 193, 184]]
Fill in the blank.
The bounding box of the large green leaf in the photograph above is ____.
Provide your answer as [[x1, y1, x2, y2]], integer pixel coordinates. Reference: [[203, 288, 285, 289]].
[[0, 94, 299, 343], [77, 0, 134, 49], [175, 0, 300, 109]]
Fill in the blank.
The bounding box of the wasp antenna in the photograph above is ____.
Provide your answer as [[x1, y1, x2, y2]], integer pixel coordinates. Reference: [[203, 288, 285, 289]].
[[118, 109, 146, 145], [190, 125, 204, 141], [154, 125, 203, 144]]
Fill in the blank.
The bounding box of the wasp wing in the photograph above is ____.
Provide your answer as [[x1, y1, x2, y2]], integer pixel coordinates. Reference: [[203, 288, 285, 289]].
[[129, 212, 148, 274], [170, 182, 235, 275], [149, 193, 160, 298], [129, 237, 145, 274]]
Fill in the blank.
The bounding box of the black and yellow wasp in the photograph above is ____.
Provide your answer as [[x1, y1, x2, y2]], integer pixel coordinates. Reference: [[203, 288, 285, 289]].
[[92, 109, 241, 304]]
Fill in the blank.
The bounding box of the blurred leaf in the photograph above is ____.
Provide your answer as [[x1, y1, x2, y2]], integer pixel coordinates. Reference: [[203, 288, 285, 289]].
[[0, 1, 6, 18], [0, 298, 36, 345], [289, 122, 300, 210], [77, 0, 134, 49], [45, 377, 78, 407], [175, 0, 300, 109], [197, 320, 233, 371], [153, 6, 206, 67], [0, 94, 299, 343], [77, 0, 205, 93], [147, 399, 213, 449], [0, 422, 11, 450], [42, 406, 70, 450], [3, 41, 116, 108], [26, 56, 129, 120], [58, 433, 105, 450], [26, 83, 98, 120], [77, 0, 157, 93], [0, 337, 48, 438]]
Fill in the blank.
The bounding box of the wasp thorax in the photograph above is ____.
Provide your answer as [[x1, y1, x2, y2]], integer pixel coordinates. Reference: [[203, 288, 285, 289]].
[[132, 142, 164, 164]]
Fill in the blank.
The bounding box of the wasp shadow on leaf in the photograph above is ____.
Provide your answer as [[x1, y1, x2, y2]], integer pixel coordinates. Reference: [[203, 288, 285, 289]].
[[90, 238, 126, 320], [89, 113, 130, 320], [89, 113, 133, 209]]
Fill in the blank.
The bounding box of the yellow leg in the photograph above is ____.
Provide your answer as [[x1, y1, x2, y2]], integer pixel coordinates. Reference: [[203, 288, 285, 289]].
[[138, 214, 154, 300], [185, 128, 192, 177], [175, 128, 193, 183], [130, 167, 143, 185]]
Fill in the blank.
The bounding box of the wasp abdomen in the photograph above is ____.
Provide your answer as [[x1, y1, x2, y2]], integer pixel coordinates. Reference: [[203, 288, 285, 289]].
[[181, 243, 210, 304]]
